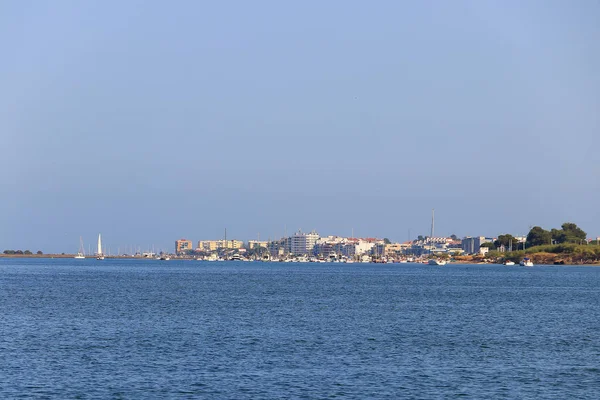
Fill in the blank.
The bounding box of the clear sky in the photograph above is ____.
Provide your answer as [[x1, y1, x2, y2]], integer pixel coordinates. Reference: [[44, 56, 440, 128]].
[[2, 1, 599, 253]]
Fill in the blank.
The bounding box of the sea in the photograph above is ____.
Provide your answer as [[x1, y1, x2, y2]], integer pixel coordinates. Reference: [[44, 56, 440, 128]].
[[2, 258, 600, 399]]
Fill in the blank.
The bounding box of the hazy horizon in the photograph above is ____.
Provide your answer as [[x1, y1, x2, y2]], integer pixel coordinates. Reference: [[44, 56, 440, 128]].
[[2, 1, 599, 253]]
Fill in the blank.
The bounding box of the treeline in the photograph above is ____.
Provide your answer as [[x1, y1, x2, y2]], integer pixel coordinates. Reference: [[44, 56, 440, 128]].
[[3, 250, 43, 255], [525, 223, 587, 247], [489, 243, 600, 264], [480, 222, 589, 251], [477, 222, 598, 264]]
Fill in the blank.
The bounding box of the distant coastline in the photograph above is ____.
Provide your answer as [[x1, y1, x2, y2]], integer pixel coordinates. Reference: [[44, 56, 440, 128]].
[[0, 254, 137, 260], [1, 253, 599, 266]]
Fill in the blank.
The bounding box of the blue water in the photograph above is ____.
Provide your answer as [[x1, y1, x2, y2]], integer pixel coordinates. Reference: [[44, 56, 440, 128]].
[[2, 259, 600, 399]]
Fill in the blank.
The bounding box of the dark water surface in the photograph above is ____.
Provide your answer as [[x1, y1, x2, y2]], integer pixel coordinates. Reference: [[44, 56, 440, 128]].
[[2, 259, 600, 399]]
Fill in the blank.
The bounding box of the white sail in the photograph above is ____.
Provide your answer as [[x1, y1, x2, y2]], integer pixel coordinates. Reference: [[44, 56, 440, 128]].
[[97, 234, 103, 255]]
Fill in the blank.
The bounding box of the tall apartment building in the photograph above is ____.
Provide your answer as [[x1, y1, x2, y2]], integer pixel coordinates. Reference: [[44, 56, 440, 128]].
[[462, 237, 475, 254], [461, 236, 493, 254], [175, 239, 193, 254], [267, 237, 290, 257], [290, 230, 320, 255]]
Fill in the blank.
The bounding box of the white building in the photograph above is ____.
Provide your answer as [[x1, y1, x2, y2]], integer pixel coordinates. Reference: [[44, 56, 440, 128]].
[[290, 230, 320, 255], [462, 236, 493, 254], [354, 240, 376, 255]]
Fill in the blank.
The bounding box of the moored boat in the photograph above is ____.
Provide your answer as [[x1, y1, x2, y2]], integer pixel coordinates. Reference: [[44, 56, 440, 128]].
[[74, 236, 86, 259], [520, 258, 533, 267], [428, 259, 447, 266]]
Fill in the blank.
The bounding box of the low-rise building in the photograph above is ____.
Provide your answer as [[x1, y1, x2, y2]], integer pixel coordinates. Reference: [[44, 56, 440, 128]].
[[384, 243, 409, 256], [197, 239, 244, 252], [247, 240, 268, 250], [197, 240, 218, 252]]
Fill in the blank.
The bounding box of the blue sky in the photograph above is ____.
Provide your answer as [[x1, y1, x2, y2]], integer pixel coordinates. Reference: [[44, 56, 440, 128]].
[[1, 1, 599, 253]]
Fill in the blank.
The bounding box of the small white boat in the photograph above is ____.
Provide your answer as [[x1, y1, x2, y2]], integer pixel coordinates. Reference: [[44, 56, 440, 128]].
[[520, 258, 533, 267], [74, 236, 86, 259], [504, 260, 515, 266], [428, 259, 447, 266]]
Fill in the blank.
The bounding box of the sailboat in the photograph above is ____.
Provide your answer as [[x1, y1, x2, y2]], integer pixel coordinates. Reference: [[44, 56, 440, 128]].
[[96, 234, 105, 260], [427, 209, 446, 266], [74, 236, 85, 259]]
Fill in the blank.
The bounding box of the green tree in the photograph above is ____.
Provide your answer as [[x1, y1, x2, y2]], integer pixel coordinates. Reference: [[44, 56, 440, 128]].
[[23, 250, 32, 255], [36, 250, 43, 255], [561, 222, 586, 243], [417, 235, 424, 241], [3, 250, 15, 254], [550, 223, 587, 244], [383, 238, 391, 244], [526, 226, 552, 247], [551, 228, 566, 244], [494, 234, 516, 249], [480, 242, 496, 250]]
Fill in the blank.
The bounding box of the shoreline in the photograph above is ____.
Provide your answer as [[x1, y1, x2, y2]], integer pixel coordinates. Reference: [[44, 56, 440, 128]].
[[1, 254, 600, 266], [0, 254, 144, 260]]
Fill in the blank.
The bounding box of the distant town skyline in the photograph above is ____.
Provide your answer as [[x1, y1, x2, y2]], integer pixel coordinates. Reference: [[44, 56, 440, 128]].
[[2, 1, 599, 253], [3, 219, 597, 256]]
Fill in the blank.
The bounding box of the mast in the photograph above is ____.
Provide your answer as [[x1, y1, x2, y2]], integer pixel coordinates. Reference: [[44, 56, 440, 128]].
[[431, 209, 435, 239], [97, 234, 103, 255], [430, 209, 435, 255]]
